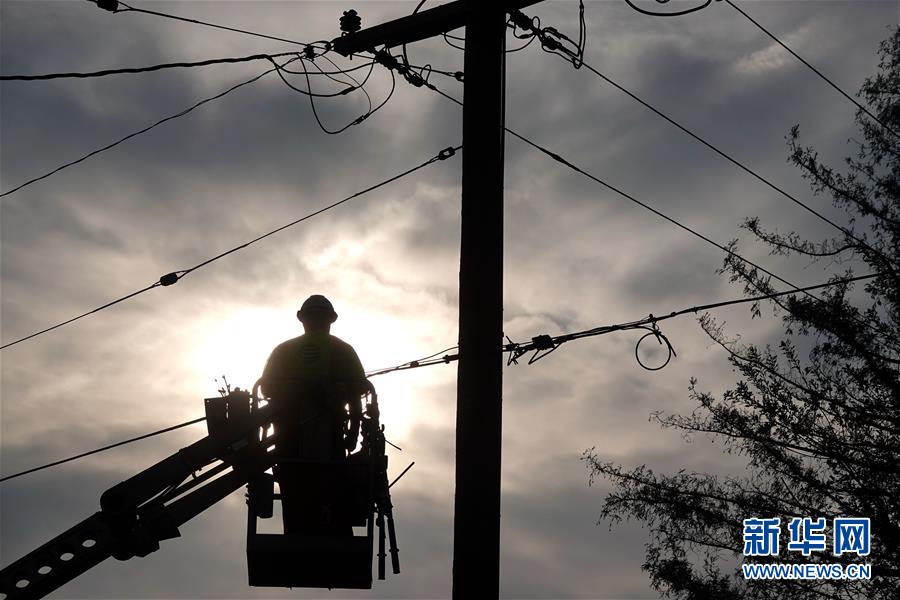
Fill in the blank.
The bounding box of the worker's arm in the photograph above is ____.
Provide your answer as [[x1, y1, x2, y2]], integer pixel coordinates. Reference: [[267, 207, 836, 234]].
[[259, 345, 284, 399], [339, 342, 367, 452]]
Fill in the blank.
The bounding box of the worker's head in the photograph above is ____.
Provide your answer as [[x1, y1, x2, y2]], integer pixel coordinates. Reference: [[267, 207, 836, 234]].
[[297, 294, 337, 333]]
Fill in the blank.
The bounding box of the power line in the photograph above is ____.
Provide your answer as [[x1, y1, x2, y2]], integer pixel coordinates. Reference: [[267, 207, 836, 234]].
[[0, 58, 294, 199], [7, 273, 874, 483], [171, 145, 459, 281], [507, 9, 899, 273], [2, 51, 385, 197], [381, 65, 892, 347], [367, 272, 879, 378], [393, 72, 816, 307], [0, 52, 299, 81], [366, 345, 459, 377], [0, 282, 161, 351], [0, 145, 461, 350], [723, 0, 899, 139], [90, 0, 322, 51], [0, 417, 206, 483]]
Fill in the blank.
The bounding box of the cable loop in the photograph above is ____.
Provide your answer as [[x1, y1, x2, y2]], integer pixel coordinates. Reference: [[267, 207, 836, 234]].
[[633, 320, 677, 371]]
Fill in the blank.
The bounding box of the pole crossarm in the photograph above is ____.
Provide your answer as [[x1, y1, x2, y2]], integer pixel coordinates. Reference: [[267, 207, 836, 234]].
[[331, 0, 543, 55]]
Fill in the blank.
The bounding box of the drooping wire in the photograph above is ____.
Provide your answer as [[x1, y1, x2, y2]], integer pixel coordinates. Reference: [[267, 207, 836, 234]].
[[300, 55, 396, 135], [722, 0, 899, 140], [442, 32, 466, 52], [2, 53, 383, 198], [0, 52, 299, 81], [507, 9, 899, 274], [268, 55, 359, 98], [622, 0, 713, 18], [0, 417, 206, 483], [0, 57, 299, 199], [308, 56, 375, 122], [0, 145, 461, 350], [367, 272, 879, 378]]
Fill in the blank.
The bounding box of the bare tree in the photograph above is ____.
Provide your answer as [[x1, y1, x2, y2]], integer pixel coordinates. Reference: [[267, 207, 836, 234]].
[[584, 28, 900, 600]]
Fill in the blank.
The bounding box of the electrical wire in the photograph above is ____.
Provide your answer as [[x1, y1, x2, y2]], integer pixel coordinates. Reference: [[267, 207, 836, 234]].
[[0, 282, 161, 350], [366, 345, 459, 377], [379, 64, 892, 348], [2, 272, 877, 482], [0, 52, 301, 81], [2, 53, 382, 198], [0, 57, 297, 199], [0, 145, 461, 351], [622, 0, 713, 18], [367, 272, 879, 378], [723, 0, 899, 140], [0, 417, 206, 483], [0, 273, 882, 483], [91, 0, 322, 51], [508, 9, 899, 273], [405, 77, 814, 306], [302, 55, 396, 135], [268, 55, 361, 98]]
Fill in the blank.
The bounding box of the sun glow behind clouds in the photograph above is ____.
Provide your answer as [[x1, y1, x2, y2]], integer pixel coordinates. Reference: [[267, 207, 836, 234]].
[[186, 302, 439, 440], [191, 307, 292, 393]]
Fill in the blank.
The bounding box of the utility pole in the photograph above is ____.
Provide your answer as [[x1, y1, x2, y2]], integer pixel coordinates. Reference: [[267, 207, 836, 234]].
[[334, 2, 540, 595]]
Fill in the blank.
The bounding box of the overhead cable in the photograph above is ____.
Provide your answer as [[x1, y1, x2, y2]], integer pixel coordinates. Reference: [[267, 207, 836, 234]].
[[0, 145, 461, 350], [723, 0, 899, 139], [382, 67, 891, 348], [507, 9, 898, 272], [366, 272, 879, 378], [0, 417, 206, 483], [88, 0, 322, 51], [0, 58, 296, 199], [389, 70, 815, 307], [622, 0, 713, 18], [3, 274, 877, 483], [0, 52, 299, 81]]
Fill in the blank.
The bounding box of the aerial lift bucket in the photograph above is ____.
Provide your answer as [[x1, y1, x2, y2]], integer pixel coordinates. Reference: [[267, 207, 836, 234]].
[[242, 380, 397, 590]]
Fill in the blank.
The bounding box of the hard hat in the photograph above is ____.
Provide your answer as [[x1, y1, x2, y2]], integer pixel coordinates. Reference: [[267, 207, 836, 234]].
[[297, 294, 338, 323]]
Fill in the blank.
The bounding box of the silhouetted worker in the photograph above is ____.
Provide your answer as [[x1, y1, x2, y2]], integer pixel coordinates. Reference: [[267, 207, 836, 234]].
[[260, 295, 367, 536]]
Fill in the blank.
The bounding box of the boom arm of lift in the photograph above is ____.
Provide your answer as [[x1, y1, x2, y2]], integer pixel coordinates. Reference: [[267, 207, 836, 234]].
[[0, 389, 276, 600]]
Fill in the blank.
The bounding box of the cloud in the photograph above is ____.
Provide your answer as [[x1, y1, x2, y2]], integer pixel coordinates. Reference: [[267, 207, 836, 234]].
[[2, 1, 896, 598]]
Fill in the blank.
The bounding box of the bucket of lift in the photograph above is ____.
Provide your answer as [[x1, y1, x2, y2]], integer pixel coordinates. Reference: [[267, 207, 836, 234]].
[[245, 381, 398, 590]]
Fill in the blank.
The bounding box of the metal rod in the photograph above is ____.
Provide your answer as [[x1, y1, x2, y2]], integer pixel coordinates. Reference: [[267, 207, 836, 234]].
[[388, 461, 415, 488]]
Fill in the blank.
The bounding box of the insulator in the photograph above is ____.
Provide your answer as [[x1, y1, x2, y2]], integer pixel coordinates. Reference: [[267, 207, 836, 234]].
[[339, 9, 362, 35]]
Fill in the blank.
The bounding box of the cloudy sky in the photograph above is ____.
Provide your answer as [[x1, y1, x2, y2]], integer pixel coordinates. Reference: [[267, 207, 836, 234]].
[[1, 1, 896, 598]]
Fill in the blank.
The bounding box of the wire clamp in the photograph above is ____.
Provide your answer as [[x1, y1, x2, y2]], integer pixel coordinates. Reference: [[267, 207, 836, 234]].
[[437, 147, 456, 160], [159, 272, 180, 286]]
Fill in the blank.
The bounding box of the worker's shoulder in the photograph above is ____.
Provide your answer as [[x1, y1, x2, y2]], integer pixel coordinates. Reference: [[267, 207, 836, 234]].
[[270, 335, 306, 354], [328, 334, 359, 355]]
